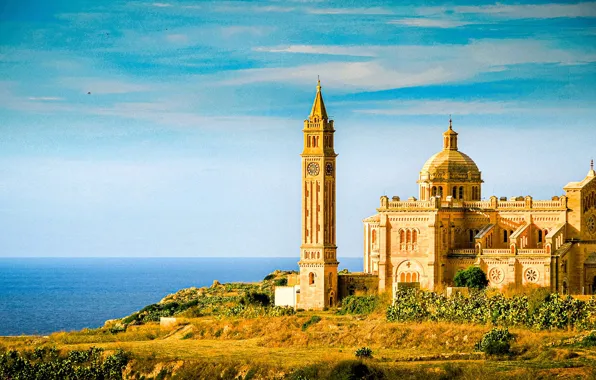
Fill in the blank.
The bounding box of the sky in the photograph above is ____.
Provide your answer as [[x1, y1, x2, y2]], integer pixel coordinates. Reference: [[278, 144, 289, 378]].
[[0, 0, 595, 258]]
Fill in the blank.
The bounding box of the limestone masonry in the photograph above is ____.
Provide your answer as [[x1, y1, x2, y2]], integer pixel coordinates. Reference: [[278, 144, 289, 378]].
[[289, 81, 596, 311]]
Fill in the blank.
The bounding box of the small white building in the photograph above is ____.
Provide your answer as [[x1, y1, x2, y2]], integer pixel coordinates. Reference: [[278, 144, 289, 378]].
[[274, 285, 300, 308]]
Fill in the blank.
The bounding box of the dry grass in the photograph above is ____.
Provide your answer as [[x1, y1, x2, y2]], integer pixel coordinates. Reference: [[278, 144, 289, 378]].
[[3, 312, 596, 379]]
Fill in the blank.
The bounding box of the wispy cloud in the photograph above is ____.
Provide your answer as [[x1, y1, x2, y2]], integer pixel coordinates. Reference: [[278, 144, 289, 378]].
[[152, 3, 172, 7], [389, 18, 475, 28], [307, 7, 393, 15], [254, 45, 379, 57], [28, 97, 64, 101], [58, 77, 152, 95], [353, 99, 596, 116], [245, 40, 596, 91], [420, 2, 596, 19]]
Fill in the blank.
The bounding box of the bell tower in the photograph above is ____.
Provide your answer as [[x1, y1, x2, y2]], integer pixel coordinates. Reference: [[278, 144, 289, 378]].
[[297, 80, 339, 310]]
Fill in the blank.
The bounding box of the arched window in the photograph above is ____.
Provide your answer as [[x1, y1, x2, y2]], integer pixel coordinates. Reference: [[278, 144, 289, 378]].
[[400, 273, 405, 282], [328, 272, 332, 287], [538, 229, 543, 243], [459, 186, 464, 199], [406, 230, 412, 244], [438, 186, 443, 197], [452, 186, 457, 198], [469, 229, 474, 242], [503, 230, 508, 243], [412, 230, 418, 244], [372, 230, 377, 245], [544, 229, 549, 239], [432, 186, 437, 196], [309, 272, 315, 286], [400, 230, 405, 244], [406, 273, 412, 282]]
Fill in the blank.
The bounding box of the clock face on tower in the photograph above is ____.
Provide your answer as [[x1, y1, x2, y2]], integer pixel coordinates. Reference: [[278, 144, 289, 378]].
[[326, 163, 333, 176], [307, 162, 320, 176]]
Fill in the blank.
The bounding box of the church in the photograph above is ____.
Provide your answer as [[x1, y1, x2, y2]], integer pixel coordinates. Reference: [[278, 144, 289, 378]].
[[276, 81, 596, 311]]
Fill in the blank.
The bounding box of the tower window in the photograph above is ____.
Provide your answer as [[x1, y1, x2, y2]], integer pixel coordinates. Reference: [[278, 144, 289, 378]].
[[309, 272, 315, 286], [432, 186, 437, 197], [538, 230, 543, 243], [504, 230, 508, 243], [459, 186, 464, 199], [412, 230, 417, 244], [452, 186, 457, 198], [438, 186, 443, 197], [372, 229, 377, 245]]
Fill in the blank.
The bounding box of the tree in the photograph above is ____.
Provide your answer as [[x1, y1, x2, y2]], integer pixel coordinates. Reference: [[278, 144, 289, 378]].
[[454, 266, 489, 289]]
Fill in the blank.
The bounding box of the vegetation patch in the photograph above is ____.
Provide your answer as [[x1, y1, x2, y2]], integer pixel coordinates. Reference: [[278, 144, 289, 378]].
[[475, 328, 514, 356], [387, 288, 596, 330], [0, 347, 129, 380], [301, 315, 322, 331], [337, 295, 379, 315]]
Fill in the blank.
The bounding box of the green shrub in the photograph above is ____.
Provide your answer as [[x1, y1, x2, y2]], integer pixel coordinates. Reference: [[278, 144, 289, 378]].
[[274, 278, 288, 286], [263, 274, 276, 281], [578, 331, 596, 347], [338, 296, 378, 315], [241, 291, 271, 307], [355, 347, 373, 359], [475, 328, 514, 355], [328, 360, 380, 380], [454, 267, 489, 289], [302, 315, 322, 331], [387, 288, 596, 331]]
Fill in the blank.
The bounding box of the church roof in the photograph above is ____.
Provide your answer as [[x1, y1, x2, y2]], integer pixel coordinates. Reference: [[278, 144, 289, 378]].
[[420, 121, 480, 177], [309, 79, 328, 120]]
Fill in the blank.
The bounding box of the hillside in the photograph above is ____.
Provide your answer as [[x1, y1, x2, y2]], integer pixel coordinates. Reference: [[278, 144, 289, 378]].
[[2, 274, 596, 379]]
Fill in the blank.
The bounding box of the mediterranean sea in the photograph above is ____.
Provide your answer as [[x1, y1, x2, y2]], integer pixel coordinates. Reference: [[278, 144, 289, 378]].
[[0, 257, 362, 336]]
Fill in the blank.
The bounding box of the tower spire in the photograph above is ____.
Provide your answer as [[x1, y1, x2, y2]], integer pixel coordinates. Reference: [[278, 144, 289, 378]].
[[310, 78, 328, 120], [588, 158, 596, 178]]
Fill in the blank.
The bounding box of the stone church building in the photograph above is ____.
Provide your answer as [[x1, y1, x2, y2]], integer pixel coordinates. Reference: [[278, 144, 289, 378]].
[[276, 81, 596, 311]]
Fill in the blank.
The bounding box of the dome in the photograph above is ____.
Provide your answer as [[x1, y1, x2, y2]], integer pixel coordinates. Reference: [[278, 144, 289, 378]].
[[420, 149, 480, 178], [418, 120, 482, 183]]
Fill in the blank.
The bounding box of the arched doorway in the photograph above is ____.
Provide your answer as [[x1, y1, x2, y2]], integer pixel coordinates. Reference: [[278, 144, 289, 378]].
[[329, 291, 335, 307]]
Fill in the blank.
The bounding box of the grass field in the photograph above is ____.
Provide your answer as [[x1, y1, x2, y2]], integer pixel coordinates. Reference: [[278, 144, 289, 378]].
[[2, 310, 596, 379]]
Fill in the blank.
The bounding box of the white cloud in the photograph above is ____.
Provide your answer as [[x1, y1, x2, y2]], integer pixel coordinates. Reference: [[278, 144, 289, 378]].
[[220, 26, 272, 37], [245, 40, 596, 91], [307, 7, 393, 15], [165, 33, 188, 43], [254, 45, 379, 57], [59, 77, 151, 94], [28, 97, 64, 101], [389, 18, 475, 28], [152, 3, 172, 7], [420, 2, 596, 19], [352, 99, 596, 116]]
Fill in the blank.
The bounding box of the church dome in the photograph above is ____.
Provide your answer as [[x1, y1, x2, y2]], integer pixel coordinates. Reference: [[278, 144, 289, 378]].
[[420, 150, 480, 177], [418, 120, 482, 183]]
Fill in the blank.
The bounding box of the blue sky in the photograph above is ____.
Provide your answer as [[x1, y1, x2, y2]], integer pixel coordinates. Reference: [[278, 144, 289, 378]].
[[1, 0, 595, 258]]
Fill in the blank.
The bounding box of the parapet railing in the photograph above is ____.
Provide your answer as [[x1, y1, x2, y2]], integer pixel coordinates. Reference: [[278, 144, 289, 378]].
[[379, 195, 567, 211]]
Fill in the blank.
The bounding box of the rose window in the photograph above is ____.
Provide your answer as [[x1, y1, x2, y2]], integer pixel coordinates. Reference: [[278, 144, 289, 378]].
[[525, 268, 539, 283], [489, 268, 504, 284]]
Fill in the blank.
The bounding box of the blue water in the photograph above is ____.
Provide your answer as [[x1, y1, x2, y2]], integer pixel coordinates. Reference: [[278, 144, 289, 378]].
[[0, 257, 362, 336]]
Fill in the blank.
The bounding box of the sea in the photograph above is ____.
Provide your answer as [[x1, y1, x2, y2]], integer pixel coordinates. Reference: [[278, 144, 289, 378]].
[[0, 257, 362, 336]]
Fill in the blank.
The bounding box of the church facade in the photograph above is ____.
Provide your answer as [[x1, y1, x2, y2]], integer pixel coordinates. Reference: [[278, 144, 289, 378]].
[[362, 124, 596, 297], [290, 81, 596, 311]]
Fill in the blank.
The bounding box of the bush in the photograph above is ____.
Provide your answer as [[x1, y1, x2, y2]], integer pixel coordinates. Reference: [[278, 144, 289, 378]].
[[241, 291, 271, 307], [263, 274, 276, 281], [301, 315, 322, 331], [454, 267, 489, 290], [328, 360, 380, 380], [338, 296, 378, 315], [355, 347, 373, 359], [475, 328, 514, 355], [386, 288, 596, 330], [274, 278, 288, 286]]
